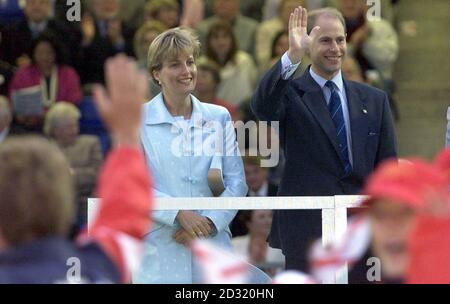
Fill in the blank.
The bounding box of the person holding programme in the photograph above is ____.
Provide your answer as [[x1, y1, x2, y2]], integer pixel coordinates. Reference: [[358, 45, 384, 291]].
[[8, 33, 82, 133], [251, 6, 397, 272], [135, 27, 247, 284]]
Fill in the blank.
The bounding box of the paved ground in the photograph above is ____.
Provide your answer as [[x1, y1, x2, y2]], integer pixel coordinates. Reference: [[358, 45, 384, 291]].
[[392, 0, 450, 159]]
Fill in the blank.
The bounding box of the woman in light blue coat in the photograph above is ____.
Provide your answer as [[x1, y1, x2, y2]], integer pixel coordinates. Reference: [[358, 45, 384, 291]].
[[134, 28, 248, 283]]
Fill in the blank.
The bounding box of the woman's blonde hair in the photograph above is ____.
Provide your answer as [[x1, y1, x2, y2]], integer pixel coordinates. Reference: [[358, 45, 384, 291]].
[[147, 27, 201, 85], [44, 102, 81, 136]]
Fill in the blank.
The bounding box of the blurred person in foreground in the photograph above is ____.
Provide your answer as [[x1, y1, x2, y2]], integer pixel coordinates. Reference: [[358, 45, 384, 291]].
[[310, 157, 449, 284], [0, 55, 152, 283], [135, 27, 247, 284], [407, 148, 450, 284]]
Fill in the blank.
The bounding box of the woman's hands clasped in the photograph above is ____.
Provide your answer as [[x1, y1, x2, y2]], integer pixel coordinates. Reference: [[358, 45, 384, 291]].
[[174, 211, 215, 247]]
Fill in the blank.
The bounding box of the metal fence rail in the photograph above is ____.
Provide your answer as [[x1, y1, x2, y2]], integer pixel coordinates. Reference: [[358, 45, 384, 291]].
[[88, 195, 367, 284]]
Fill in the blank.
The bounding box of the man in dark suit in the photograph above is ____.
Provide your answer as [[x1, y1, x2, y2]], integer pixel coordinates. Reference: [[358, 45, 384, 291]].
[[78, 0, 134, 85], [0, 0, 80, 67], [251, 6, 397, 271]]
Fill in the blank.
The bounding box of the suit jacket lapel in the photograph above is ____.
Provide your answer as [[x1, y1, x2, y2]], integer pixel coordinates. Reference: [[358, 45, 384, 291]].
[[345, 80, 369, 174], [292, 70, 343, 162]]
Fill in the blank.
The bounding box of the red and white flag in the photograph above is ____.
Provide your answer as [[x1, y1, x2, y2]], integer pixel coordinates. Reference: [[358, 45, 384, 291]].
[[272, 271, 317, 284], [192, 240, 250, 284], [309, 216, 371, 283]]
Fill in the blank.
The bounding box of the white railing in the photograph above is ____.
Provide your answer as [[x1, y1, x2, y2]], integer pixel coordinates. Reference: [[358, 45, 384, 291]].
[[88, 195, 366, 284]]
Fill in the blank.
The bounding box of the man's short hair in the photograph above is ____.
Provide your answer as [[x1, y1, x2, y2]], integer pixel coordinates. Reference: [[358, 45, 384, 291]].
[[307, 7, 347, 34], [0, 136, 75, 247]]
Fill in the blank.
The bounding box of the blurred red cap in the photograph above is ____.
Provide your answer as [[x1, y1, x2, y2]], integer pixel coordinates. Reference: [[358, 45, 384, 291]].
[[407, 215, 450, 283], [434, 148, 450, 181], [361, 158, 448, 209], [406, 149, 450, 283]]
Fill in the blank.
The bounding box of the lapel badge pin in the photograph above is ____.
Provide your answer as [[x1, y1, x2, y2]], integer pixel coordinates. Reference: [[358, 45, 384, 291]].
[[362, 109, 368, 114]]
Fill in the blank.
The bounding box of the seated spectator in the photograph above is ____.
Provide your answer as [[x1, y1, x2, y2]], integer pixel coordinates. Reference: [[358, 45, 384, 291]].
[[134, 21, 167, 69], [9, 33, 82, 133], [267, 30, 289, 70], [244, 154, 279, 197], [144, 0, 180, 29], [44, 102, 103, 232], [342, 55, 365, 83], [179, 0, 205, 28], [194, 59, 238, 120], [232, 210, 285, 277], [117, 0, 146, 32], [261, 29, 311, 78], [201, 20, 257, 105], [0, 55, 152, 283], [338, 0, 399, 120], [261, 0, 330, 22], [230, 154, 278, 237], [77, 96, 112, 156], [79, 0, 134, 85], [0, 96, 12, 143], [339, 0, 398, 86], [256, 0, 305, 67], [196, 0, 259, 56], [240, 0, 266, 21], [0, 0, 79, 68], [0, 0, 25, 27], [133, 20, 167, 99]]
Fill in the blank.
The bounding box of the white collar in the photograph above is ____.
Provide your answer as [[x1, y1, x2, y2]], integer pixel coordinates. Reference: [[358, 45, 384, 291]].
[[309, 67, 344, 93], [249, 181, 268, 197]]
